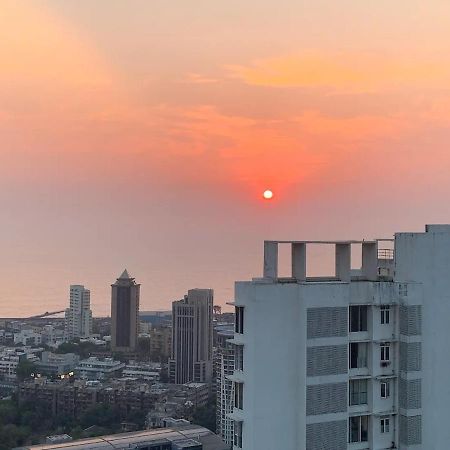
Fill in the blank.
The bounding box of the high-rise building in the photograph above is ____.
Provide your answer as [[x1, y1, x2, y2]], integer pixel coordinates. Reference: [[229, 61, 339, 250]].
[[65, 285, 92, 339], [169, 289, 213, 384], [111, 270, 140, 353], [229, 225, 450, 450], [216, 326, 235, 447]]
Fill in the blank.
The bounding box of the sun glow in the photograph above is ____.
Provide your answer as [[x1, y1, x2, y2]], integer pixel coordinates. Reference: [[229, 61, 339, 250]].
[[263, 190, 273, 200]]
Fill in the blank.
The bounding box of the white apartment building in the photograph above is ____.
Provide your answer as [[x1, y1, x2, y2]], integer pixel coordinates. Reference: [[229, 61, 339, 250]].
[[216, 327, 235, 447], [229, 225, 450, 450], [65, 285, 92, 339]]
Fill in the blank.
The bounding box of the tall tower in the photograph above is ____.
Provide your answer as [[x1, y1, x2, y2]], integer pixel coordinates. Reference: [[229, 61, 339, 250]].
[[169, 288, 213, 384], [65, 285, 92, 339], [111, 270, 140, 353]]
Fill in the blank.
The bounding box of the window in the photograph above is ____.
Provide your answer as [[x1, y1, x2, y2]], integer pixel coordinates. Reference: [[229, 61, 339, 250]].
[[235, 345, 244, 371], [380, 343, 390, 362], [349, 305, 368, 332], [234, 421, 243, 448], [235, 307, 244, 334], [380, 305, 390, 324], [349, 415, 369, 443], [381, 380, 390, 398], [350, 342, 368, 369], [380, 416, 390, 434], [349, 379, 368, 406], [234, 382, 243, 410]]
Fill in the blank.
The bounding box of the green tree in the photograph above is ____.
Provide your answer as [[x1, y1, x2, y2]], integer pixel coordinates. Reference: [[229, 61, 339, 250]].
[[16, 360, 37, 381]]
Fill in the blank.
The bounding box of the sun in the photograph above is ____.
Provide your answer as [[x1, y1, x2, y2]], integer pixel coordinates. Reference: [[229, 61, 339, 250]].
[[263, 190, 273, 200]]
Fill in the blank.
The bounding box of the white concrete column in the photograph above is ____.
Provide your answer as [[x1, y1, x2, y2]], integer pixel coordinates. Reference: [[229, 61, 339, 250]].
[[292, 243, 306, 281], [362, 242, 378, 280], [335, 243, 351, 281], [263, 241, 278, 279]]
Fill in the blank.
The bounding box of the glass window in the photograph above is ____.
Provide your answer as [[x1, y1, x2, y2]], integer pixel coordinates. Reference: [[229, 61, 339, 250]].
[[380, 305, 390, 324], [235, 307, 244, 334], [350, 342, 368, 369], [380, 417, 390, 433], [235, 345, 243, 371], [380, 343, 390, 362], [349, 379, 368, 405], [349, 415, 369, 443], [349, 305, 368, 332], [381, 381, 390, 398], [234, 382, 243, 410], [234, 421, 243, 448]]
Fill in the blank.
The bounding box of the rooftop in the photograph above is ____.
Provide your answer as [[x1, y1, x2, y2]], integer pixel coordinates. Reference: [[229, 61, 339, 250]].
[[15, 425, 229, 450]]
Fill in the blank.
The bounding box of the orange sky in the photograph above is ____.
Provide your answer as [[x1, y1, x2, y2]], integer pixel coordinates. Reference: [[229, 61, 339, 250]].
[[2, 0, 450, 316]]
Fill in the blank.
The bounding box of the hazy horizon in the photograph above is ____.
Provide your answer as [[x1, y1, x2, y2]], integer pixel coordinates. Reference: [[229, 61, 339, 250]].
[[3, 1, 450, 317]]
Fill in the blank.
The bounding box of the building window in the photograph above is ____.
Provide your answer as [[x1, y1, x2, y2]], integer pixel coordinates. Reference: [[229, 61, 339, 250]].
[[349, 379, 368, 406], [349, 305, 368, 332], [380, 305, 390, 324], [234, 382, 243, 410], [380, 343, 390, 362], [234, 421, 243, 448], [235, 345, 243, 371], [381, 380, 390, 398], [350, 342, 368, 369], [380, 416, 390, 433], [349, 415, 369, 443], [235, 307, 244, 334]]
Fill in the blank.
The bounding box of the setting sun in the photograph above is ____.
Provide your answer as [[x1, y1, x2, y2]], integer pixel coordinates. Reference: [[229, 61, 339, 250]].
[[263, 190, 273, 200]]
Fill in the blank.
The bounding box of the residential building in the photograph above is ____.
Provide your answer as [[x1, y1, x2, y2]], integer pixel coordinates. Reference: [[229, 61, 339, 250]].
[[122, 362, 161, 381], [111, 270, 140, 352], [65, 285, 92, 339], [17, 424, 229, 450], [14, 329, 42, 346], [216, 327, 235, 447], [75, 356, 125, 380], [169, 289, 213, 384], [37, 351, 79, 377], [229, 225, 450, 450], [149, 325, 172, 360], [0, 347, 40, 380]]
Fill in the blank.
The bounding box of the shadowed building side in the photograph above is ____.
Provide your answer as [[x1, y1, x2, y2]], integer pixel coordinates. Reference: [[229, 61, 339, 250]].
[[111, 270, 140, 353]]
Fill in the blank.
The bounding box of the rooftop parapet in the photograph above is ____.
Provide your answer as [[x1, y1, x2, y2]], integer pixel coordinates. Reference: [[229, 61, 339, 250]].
[[263, 239, 394, 283]]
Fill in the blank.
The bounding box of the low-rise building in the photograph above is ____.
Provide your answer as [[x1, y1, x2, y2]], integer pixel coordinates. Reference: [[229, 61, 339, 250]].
[[75, 357, 125, 380], [0, 347, 41, 380], [37, 351, 79, 377], [123, 361, 161, 382], [14, 329, 42, 346]]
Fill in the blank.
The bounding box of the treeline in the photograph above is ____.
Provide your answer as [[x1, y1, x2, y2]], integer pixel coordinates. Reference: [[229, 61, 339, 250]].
[[0, 396, 145, 449]]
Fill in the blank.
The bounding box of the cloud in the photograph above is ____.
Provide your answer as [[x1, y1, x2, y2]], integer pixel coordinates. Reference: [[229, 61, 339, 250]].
[[226, 52, 450, 92], [184, 73, 220, 84]]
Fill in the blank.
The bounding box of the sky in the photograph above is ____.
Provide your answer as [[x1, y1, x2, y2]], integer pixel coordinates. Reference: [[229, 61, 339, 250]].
[[2, 0, 450, 317]]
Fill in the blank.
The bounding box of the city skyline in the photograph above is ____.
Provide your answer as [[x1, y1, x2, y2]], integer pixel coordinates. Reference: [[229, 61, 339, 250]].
[[3, 1, 450, 317]]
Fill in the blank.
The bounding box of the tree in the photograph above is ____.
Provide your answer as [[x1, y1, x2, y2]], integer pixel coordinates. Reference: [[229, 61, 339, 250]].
[[16, 360, 37, 381], [191, 400, 216, 432]]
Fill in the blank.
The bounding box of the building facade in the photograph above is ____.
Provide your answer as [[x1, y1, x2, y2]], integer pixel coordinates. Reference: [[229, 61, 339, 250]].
[[216, 327, 235, 448], [111, 270, 140, 352], [169, 289, 214, 384], [230, 225, 450, 450], [65, 285, 92, 339]]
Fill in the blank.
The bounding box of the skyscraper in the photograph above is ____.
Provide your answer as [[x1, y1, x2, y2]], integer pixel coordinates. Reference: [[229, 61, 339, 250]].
[[169, 288, 213, 384], [229, 225, 450, 450], [65, 285, 92, 339], [111, 270, 140, 353]]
